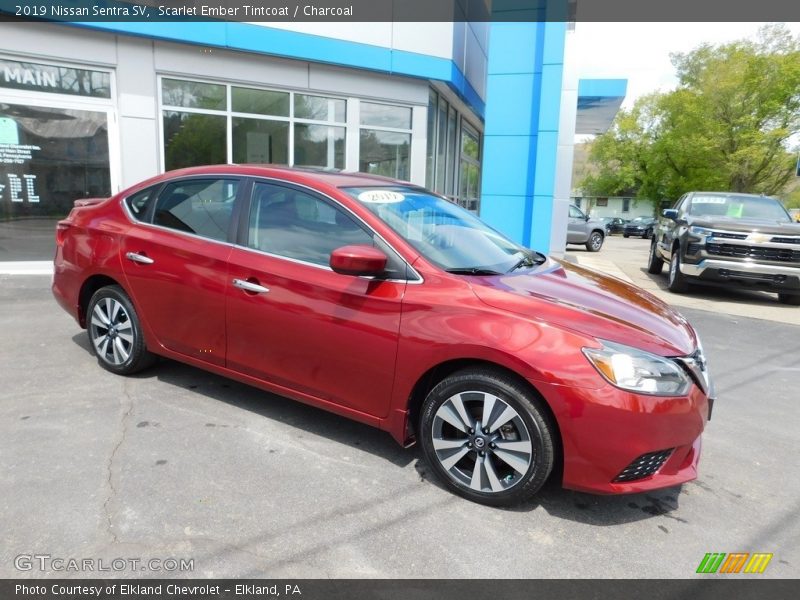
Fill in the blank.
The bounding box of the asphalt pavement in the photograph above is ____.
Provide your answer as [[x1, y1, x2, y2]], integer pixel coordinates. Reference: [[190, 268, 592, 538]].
[[0, 269, 798, 578]]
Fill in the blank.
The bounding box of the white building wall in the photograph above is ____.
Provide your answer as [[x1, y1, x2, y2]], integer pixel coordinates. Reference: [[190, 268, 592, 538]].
[[549, 28, 578, 256]]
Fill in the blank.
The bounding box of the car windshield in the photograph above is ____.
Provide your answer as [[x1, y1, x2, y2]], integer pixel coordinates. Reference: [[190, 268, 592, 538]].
[[630, 217, 649, 223], [686, 194, 791, 222], [344, 186, 542, 274]]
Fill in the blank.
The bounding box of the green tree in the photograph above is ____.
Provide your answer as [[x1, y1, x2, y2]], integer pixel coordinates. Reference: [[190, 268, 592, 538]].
[[581, 25, 800, 204]]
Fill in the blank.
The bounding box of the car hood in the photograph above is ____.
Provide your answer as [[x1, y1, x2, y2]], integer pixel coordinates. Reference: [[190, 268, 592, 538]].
[[686, 215, 800, 235], [469, 258, 697, 357]]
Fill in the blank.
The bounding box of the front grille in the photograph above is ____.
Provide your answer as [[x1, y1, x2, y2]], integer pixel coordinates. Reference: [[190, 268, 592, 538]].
[[613, 449, 673, 483], [718, 269, 787, 283], [711, 231, 748, 240], [771, 236, 800, 245], [706, 242, 800, 264]]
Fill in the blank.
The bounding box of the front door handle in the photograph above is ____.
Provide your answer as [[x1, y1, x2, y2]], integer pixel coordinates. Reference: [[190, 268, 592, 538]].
[[232, 278, 270, 294], [125, 252, 154, 265]]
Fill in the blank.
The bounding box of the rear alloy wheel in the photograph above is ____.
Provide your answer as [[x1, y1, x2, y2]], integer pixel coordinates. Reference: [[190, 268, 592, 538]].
[[87, 285, 155, 375], [585, 231, 604, 252], [778, 293, 800, 306], [419, 369, 555, 506], [647, 239, 664, 274], [668, 249, 690, 293]]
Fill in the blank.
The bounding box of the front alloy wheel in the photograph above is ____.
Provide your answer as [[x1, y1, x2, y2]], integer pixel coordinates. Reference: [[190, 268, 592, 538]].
[[87, 285, 154, 375], [419, 369, 555, 506]]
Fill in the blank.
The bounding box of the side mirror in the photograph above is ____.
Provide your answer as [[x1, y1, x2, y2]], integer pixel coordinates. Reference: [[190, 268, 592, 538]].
[[584, 215, 590, 222], [330, 245, 388, 277], [662, 209, 679, 220]]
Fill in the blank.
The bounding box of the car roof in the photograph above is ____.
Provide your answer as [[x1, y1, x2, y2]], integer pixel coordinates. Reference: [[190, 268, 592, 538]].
[[689, 191, 776, 200], [154, 164, 416, 189]]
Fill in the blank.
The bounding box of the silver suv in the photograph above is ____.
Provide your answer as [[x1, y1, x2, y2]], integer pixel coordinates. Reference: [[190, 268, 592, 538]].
[[567, 205, 606, 252]]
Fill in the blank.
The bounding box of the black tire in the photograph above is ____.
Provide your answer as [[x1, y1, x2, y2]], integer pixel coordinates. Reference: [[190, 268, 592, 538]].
[[623, 233, 629, 238], [419, 368, 556, 507], [647, 239, 664, 274], [778, 293, 800, 306], [667, 249, 690, 293], [585, 231, 604, 252], [86, 285, 155, 375], [643, 228, 653, 239]]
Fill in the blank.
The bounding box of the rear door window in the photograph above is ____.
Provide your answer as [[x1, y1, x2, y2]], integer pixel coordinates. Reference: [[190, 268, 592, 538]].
[[153, 179, 239, 242]]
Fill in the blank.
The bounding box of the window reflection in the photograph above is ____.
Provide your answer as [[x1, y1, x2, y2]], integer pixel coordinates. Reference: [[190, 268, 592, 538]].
[[359, 129, 410, 180], [232, 117, 289, 165], [294, 124, 344, 169], [0, 103, 110, 259], [163, 111, 227, 170]]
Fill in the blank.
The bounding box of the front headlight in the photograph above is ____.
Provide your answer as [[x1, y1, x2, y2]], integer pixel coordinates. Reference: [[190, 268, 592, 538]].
[[688, 225, 712, 237], [582, 340, 691, 396]]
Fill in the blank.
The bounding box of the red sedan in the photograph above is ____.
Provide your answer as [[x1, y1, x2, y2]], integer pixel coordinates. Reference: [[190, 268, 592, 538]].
[[53, 165, 715, 506]]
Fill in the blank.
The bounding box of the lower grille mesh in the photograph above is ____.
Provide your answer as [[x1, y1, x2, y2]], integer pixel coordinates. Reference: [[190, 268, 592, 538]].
[[613, 449, 673, 483]]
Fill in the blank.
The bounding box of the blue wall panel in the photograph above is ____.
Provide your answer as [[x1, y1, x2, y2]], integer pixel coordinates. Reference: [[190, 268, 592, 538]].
[[479, 20, 565, 253]]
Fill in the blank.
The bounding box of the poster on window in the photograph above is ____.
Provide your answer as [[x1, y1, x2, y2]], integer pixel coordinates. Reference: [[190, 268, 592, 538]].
[[0, 103, 111, 259]]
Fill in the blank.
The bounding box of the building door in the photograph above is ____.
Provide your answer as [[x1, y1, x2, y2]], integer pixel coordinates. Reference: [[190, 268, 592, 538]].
[[0, 59, 118, 260]]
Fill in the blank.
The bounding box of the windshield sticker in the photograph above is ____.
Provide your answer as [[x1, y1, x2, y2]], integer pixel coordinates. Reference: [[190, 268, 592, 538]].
[[692, 197, 727, 204], [358, 190, 405, 203]]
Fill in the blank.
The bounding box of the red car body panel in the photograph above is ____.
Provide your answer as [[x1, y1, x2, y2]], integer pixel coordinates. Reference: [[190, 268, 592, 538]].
[[52, 165, 713, 495]]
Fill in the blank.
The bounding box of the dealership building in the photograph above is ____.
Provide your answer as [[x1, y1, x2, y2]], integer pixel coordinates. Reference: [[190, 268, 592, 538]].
[[0, 12, 624, 261]]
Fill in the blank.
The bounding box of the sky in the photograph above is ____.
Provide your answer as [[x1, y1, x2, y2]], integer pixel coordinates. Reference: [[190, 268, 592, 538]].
[[572, 22, 800, 111]]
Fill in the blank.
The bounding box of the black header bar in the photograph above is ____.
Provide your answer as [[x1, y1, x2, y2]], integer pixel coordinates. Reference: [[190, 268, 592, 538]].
[[2, 579, 799, 600], [2, 0, 800, 23]]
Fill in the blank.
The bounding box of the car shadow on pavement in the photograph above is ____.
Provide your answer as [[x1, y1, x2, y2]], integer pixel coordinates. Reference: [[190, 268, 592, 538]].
[[638, 267, 785, 306], [70, 333, 417, 469], [72, 333, 688, 524], [413, 455, 687, 525]]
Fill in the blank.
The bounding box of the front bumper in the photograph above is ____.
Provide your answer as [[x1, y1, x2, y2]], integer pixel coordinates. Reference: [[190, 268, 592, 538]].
[[534, 379, 713, 495], [680, 259, 800, 292]]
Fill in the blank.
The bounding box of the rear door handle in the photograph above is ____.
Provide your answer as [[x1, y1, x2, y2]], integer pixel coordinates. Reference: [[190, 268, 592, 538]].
[[125, 252, 154, 265], [232, 278, 270, 294]]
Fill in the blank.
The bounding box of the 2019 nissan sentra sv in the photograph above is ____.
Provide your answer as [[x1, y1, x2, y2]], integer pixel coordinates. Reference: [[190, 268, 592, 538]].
[[52, 165, 715, 506]]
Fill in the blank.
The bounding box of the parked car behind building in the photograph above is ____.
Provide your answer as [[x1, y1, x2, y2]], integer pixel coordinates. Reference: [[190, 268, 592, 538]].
[[598, 217, 628, 235], [567, 205, 606, 251], [623, 217, 657, 238]]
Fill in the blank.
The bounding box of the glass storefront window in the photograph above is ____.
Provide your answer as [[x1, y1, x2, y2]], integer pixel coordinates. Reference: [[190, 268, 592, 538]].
[[359, 129, 410, 180], [425, 90, 437, 189], [462, 126, 480, 160], [294, 124, 345, 169], [0, 103, 111, 259], [360, 102, 411, 129], [425, 89, 482, 210], [232, 117, 289, 165], [459, 124, 481, 212], [232, 87, 289, 117], [446, 106, 457, 194], [163, 111, 227, 170], [295, 94, 346, 122], [162, 79, 226, 111], [435, 96, 447, 192], [161, 79, 353, 170]]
